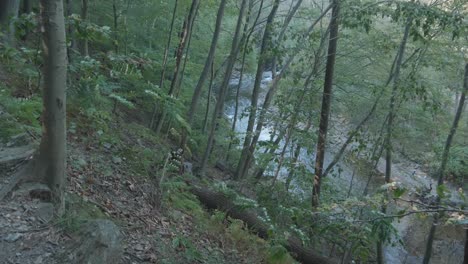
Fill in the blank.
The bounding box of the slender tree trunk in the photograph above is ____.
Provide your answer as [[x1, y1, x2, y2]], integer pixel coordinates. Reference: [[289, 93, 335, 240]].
[[235, 0, 280, 180], [202, 61, 215, 133], [79, 0, 88, 56], [377, 19, 411, 264], [187, 0, 227, 123], [312, 0, 340, 207], [199, 0, 248, 175], [21, 0, 32, 14], [149, 0, 179, 129], [155, 0, 199, 133], [423, 63, 468, 264], [271, 0, 303, 79], [159, 0, 178, 89], [322, 89, 384, 178], [168, 0, 199, 96], [112, 0, 119, 53], [65, 0, 74, 61], [225, 0, 263, 161], [385, 19, 411, 184], [239, 4, 333, 180], [175, 2, 199, 98], [18, 0, 32, 41], [270, 131, 293, 187], [0, 0, 20, 45], [155, 0, 198, 133], [33, 0, 68, 216], [464, 229, 468, 264], [254, 128, 286, 179]]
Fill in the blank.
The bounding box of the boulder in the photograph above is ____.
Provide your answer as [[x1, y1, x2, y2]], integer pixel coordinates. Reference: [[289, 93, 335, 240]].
[[65, 219, 122, 264]]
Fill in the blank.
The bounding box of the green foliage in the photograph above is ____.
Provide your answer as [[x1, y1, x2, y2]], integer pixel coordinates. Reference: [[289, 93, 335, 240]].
[[3, 98, 41, 125], [171, 235, 203, 263]]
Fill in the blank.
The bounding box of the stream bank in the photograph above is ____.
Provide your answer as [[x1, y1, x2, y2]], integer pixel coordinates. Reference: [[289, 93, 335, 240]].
[[224, 71, 466, 263]]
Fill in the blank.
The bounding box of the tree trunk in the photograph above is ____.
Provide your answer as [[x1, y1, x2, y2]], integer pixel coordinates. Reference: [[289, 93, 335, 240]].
[[312, 0, 340, 207], [271, 0, 303, 79], [33, 0, 68, 217], [168, 0, 199, 96], [377, 19, 411, 264], [225, 0, 263, 162], [464, 229, 468, 264], [384, 18, 411, 184], [199, 0, 248, 175], [187, 0, 227, 124], [175, 2, 199, 98], [190, 184, 336, 264], [235, 0, 280, 180], [0, 0, 20, 45], [65, 0, 74, 61], [238, 4, 333, 180], [21, 0, 32, 14], [155, 0, 199, 133], [149, 0, 179, 129], [79, 0, 88, 56], [19, 0, 32, 41], [322, 89, 384, 178], [423, 63, 468, 264], [112, 0, 119, 53], [202, 61, 215, 133]]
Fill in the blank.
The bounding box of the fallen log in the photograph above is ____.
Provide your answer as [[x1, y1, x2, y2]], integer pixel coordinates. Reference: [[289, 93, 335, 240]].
[[190, 185, 336, 264]]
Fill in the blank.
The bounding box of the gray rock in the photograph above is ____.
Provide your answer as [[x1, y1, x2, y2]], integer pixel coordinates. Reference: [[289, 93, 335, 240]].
[[3, 233, 22, 242], [183, 162, 193, 174], [34, 203, 54, 224], [64, 219, 122, 264], [75, 158, 88, 168], [112, 156, 122, 164], [6, 133, 30, 147]]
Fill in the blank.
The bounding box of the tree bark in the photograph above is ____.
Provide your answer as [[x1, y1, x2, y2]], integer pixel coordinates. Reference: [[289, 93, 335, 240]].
[[377, 19, 411, 264], [312, 0, 340, 207], [0, 0, 20, 45], [225, 0, 263, 162], [190, 184, 336, 264], [154, 0, 199, 133], [187, 0, 227, 124], [423, 64, 468, 264], [202, 61, 215, 133], [235, 0, 280, 180], [239, 4, 333, 180], [199, 0, 248, 175], [149, 0, 179, 129], [21, 0, 32, 14], [79, 0, 88, 56], [322, 89, 384, 178], [33, 0, 68, 217], [112, 0, 119, 53], [168, 0, 199, 96]]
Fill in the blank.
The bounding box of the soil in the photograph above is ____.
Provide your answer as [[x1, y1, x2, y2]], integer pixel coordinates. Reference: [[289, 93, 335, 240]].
[[0, 132, 267, 264]]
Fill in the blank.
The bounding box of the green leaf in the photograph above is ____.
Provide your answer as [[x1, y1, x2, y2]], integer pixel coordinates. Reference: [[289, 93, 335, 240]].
[[393, 187, 406, 199], [437, 184, 447, 199]]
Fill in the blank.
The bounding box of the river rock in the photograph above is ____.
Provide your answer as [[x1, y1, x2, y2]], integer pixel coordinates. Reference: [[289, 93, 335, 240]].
[[64, 219, 122, 264]]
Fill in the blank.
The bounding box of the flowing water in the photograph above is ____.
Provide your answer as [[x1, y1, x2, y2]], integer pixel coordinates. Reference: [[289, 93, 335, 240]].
[[223, 72, 465, 263]]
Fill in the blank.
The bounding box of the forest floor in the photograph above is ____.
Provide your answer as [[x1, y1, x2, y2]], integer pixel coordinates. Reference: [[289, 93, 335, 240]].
[[0, 110, 272, 264]]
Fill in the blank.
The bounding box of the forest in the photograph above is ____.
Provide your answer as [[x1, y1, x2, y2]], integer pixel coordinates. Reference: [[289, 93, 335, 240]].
[[0, 0, 467, 263]]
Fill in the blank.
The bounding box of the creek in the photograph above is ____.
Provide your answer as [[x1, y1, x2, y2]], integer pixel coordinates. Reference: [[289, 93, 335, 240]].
[[223, 71, 465, 263]]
